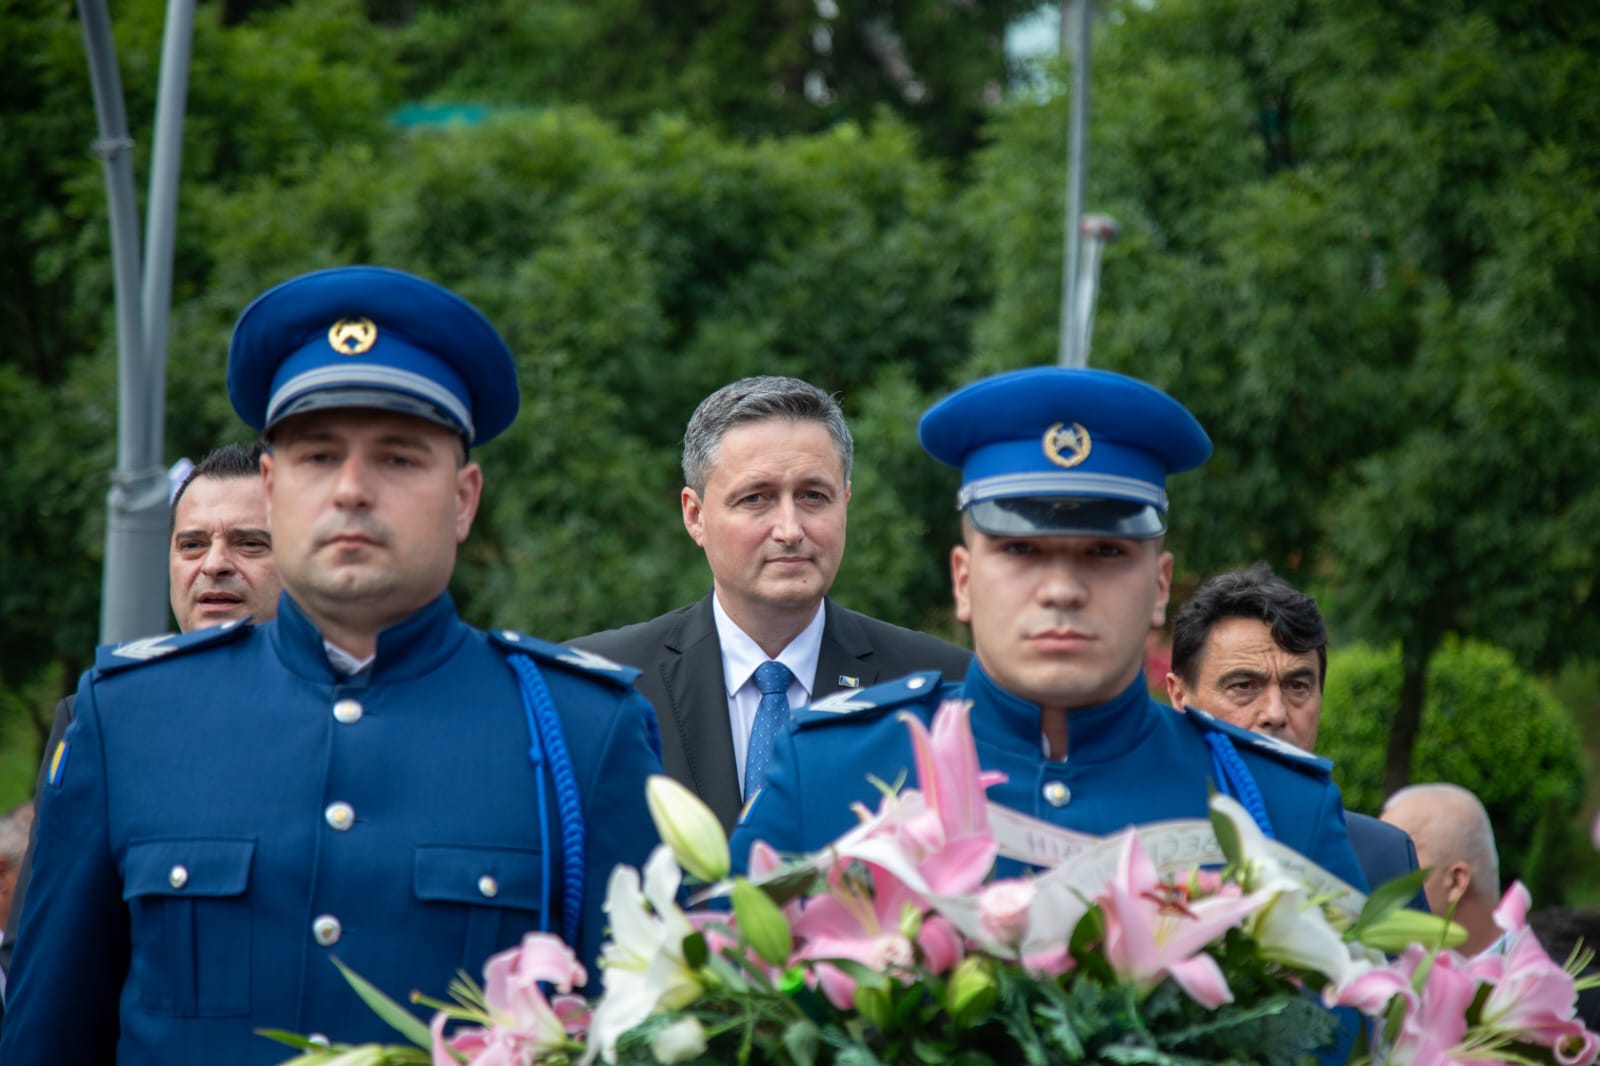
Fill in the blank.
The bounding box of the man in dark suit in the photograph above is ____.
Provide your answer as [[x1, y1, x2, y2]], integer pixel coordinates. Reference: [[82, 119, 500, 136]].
[[572, 376, 970, 831], [1165, 563, 1423, 894]]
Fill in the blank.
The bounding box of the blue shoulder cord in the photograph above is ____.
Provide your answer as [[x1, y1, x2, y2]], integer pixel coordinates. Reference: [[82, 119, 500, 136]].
[[1204, 732, 1277, 840], [507, 653, 585, 949]]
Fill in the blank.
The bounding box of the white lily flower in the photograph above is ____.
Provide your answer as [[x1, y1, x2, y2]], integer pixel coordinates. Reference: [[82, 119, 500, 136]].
[[1210, 794, 1368, 986], [583, 846, 703, 1064]]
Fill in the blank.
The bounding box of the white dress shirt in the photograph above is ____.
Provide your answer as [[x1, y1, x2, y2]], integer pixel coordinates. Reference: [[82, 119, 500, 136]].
[[711, 595, 823, 788]]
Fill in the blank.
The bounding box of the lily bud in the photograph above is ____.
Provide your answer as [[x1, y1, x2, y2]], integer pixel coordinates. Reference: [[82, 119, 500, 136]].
[[732, 877, 794, 966], [649, 1016, 708, 1063], [945, 956, 999, 1026], [1355, 909, 1469, 954], [645, 775, 730, 883]]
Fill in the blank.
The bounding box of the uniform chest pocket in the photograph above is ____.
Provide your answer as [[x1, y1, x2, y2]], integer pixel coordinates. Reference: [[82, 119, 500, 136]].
[[124, 837, 255, 1017], [414, 844, 545, 974]]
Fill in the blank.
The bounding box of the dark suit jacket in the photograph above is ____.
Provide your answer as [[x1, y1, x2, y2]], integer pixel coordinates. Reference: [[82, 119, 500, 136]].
[[571, 594, 971, 830], [1347, 809, 1428, 910]]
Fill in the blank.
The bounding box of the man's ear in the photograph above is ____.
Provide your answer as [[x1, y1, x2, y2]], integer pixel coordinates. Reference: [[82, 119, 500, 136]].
[[1164, 671, 1189, 710], [681, 487, 706, 547], [1443, 861, 1472, 905]]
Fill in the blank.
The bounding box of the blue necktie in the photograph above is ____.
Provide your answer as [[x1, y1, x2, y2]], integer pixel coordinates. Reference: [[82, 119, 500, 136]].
[[743, 660, 794, 798]]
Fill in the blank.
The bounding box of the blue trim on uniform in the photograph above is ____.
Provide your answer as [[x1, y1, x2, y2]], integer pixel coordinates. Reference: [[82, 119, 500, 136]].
[[508, 653, 585, 949], [1205, 732, 1276, 840], [515, 660, 554, 936]]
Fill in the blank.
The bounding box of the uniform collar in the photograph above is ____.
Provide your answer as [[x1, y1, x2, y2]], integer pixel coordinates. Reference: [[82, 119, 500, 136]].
[[963, 663, 1155, 763], [269, 590, 469, 684]]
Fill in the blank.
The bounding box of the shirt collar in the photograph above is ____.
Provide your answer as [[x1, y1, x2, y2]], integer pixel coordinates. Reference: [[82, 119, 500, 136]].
[[270, 590, 468, 684], [711, 593, 825, 699]]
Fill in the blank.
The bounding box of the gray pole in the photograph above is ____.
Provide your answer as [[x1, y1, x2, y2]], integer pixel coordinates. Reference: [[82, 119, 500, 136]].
[[1073, 213, 1120, 364], [79, 0, 186, 643], [1056, 0, 1092, 367], [140, 0, 195, 465]]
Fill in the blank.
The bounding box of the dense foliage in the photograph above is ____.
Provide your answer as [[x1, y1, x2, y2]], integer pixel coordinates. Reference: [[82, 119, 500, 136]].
[[1320, 638, 1588, 904]]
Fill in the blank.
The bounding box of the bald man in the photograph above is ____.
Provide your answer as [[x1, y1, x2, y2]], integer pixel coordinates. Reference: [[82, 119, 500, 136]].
[[1381, 782, 1504, 956]]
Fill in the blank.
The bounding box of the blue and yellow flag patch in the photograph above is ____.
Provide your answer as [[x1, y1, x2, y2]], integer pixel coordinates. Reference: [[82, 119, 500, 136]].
[[47, 739, 70, 787]]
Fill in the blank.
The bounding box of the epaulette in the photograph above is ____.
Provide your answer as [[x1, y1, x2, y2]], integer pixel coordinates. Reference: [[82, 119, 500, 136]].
[[1183, 707, 1333, 775], [792, 670, 946, 730], [488, 629, 641, 689], [92, 619, 253, 678]]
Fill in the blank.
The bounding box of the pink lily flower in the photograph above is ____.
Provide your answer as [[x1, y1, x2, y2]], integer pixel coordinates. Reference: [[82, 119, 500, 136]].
[[431, 932, 587, 1064], [1384, 948, 1481, 1065], [1097, 831, 1265, 1009], [891, 701, 1005, 897], [1475, 883, 1600, 1063], [792, 862, 948, 1009]]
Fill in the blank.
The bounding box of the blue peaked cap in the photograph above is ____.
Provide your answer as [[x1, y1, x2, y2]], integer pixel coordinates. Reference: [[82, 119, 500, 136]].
[[227, 266, 519, 446], [918, 367, 1212, 538]]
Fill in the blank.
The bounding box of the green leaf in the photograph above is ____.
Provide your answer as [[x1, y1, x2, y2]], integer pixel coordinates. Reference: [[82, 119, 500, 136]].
[[1347, 867, 1429, 934], [683, 929, 709, 969], [1208, 787, 1244, 868], [783, 1018, 821, 1066], [330, 956, 434, 1051]]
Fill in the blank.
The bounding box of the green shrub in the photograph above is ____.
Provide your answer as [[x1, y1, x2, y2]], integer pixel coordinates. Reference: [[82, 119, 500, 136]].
[[1320, 637, 1588, 903]]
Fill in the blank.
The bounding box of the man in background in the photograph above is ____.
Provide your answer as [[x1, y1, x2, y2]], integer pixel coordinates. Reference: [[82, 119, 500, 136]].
[[573, 375, 970, 830], [1165, 563, 1422, 893], [0, 800, 34, 1014], [0, 442, 281, 988], [1382, 782, 1505, 956]]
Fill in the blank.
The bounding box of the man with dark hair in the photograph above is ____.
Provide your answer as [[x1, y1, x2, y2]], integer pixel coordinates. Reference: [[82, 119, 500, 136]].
[[0, 266, 661, 1064], [0, 442, 283, 989], [166, 441, 278, 633], [572, 375, 970, 831], [1164, 563, 1422, 894]]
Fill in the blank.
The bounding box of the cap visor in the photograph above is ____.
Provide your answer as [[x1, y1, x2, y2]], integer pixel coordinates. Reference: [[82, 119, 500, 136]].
[[967, 496, 1166, 538], [266, 387, 466, 437]]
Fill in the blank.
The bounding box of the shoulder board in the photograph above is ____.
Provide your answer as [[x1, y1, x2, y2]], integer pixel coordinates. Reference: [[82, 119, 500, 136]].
[[1183, 707, 1333, 774], [92, 619, 253, 678], [489, 629, 641, 688], [793, 670, 946, 729]]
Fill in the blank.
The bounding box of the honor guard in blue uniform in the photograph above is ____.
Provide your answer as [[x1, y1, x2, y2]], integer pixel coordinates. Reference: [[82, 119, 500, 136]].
[[730, 367, 1368, 893], [0, 267, 664, 1065]]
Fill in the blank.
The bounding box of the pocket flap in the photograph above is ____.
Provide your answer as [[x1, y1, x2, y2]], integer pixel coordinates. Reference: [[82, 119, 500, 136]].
[[124, 837, 256, 900], [414, 844, 543, 911]]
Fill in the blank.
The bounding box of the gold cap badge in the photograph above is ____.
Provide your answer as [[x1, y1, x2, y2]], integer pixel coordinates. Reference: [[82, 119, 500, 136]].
[[1043, 421, 1092, 469], [327, 316, 378, 356]]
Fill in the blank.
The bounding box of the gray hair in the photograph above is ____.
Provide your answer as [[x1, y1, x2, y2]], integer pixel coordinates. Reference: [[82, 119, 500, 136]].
[[1384, 782, 1501, 901], [0, 800, 34, 864], [680, 376, 853, 494]]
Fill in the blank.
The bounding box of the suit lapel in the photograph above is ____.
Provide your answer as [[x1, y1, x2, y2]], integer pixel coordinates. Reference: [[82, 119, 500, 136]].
[[659, 595, 744, 830], [814, 599, 878, 698]]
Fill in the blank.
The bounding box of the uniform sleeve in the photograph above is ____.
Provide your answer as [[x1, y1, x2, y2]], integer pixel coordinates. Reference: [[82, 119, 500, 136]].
[[1309, 780, 1370, 894], [0, 679, 127, 1063], [571, 687, 663, 981]]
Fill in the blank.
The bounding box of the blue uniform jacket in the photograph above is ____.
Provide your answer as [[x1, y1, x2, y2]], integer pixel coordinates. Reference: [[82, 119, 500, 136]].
[[732, 664, 1367, 892], [0, 593, 662, 1066]]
